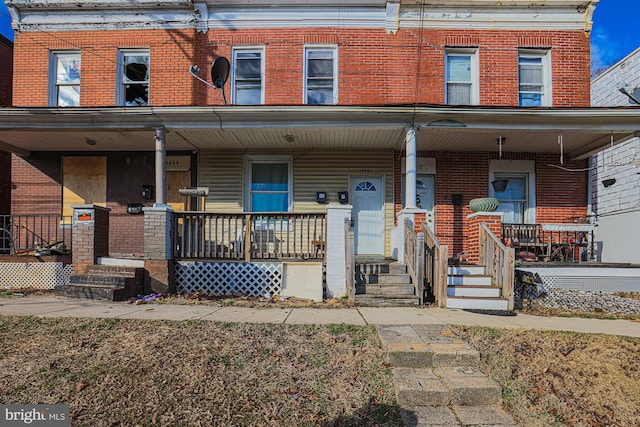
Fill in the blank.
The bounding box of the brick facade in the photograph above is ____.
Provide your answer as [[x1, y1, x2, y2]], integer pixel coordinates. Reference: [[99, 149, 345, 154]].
[[12, 28, 590, 108], [7, 4, 594, 264]]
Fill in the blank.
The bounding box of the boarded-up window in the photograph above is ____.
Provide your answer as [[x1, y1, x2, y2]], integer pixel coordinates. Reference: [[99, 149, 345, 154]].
[[62, 157, 107, 219]]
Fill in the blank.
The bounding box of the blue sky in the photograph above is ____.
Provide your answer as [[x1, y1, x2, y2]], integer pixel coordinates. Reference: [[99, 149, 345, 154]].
[[0, 0, 639, 71]]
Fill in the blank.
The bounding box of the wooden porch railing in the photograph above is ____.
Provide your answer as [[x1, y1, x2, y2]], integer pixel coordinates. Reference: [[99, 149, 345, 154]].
[[172, 212, 327, 261], [404, 219, 448, 306], [345, 218, 355, 303], [479, 223, 515, 310], [1, 214, 73, 255]]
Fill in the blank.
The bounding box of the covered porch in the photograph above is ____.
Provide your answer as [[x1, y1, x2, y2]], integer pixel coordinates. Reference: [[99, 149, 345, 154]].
[[1, 105, 640, 305]]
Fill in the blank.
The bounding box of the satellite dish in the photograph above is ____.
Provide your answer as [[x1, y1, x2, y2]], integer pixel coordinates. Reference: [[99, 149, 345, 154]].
[[188, 56, 230, 104], [211, 57, 230, 89]]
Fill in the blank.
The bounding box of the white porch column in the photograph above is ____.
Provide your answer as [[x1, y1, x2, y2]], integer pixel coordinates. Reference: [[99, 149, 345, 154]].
[[154, 127, 167, 206], [325, 205, 352, 298], [405, 126, 417, 209]]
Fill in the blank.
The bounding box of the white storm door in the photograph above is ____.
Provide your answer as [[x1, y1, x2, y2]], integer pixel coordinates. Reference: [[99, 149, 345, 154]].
[[417, 175, 435, 232], [351, 177, 384, 255]]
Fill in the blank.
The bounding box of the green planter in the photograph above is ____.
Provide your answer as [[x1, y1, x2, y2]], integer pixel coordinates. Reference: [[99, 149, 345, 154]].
[[469, 197, 500, 212]]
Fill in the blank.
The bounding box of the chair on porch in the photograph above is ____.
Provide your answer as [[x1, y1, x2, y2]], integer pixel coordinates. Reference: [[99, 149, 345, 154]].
[[502, 223, 546, 261]]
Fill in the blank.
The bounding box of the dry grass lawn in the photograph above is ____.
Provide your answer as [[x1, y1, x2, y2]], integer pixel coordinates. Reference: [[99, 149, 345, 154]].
[[453, 326, 640, 427], [0, 316, 399, 426]]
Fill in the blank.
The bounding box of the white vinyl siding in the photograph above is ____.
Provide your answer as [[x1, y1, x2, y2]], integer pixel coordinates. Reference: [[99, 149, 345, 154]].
[[198, 150, 395, 256]]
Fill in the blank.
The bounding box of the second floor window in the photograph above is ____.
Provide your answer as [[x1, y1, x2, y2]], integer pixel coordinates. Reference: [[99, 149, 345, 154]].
[[232, 48, 264, 105], [117, 49, 149, 106], [50, 51, 81, 107], [445, 50, 478, 105], [519, 50, 551, 106], [305, 46, 337, 105]]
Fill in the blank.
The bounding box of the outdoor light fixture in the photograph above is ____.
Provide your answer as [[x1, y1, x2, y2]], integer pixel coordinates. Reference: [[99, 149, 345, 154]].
[[285, 135, 295, 143], [602, 178, 616, 188], [85, 138, 96, 146]]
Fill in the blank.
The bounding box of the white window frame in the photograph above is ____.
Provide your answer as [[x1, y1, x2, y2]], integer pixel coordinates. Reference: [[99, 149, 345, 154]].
[[244, 155, 293, 213], [49, 50, 81, 107], [304, 45, 338, 105], [116, 48, 150, 106], [489, 159, 536, 224], [444, 48, 479, 105], [518, 49, 552, 107], [231, 47, 265, 105]]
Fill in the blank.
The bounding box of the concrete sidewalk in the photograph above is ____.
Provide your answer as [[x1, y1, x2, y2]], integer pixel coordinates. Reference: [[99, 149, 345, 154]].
[[0, 295, 639, 337]]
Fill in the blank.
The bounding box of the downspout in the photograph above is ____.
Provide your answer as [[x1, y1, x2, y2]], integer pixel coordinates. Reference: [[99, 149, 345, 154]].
[[154, 127, 167, 206]]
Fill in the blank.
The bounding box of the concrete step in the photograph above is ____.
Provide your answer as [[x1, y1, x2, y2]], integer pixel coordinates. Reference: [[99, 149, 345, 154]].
[[97, 256, 145, 268], [356, 262, 407, 275], [356, 283, 415, 295], [69, 274, 128, 287], [446, 296, 509, 311], [447, 274, 492, 286], [354, 294, 420, 307], [447, 285, 502, 298], [54, 283, 127, 301], [377, 324, 480, 369], [399, 406, 518, 427], [448, 265, 485, 275], [394, 367, 503, 407], [85, 264, 143, 278]]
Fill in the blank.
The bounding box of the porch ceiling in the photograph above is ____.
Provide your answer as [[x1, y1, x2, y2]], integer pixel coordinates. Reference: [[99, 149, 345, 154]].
[[0, 105, 638, 160]]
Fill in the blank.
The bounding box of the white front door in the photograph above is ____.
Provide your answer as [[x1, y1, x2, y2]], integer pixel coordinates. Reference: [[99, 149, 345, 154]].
[[351, 177, 385, 255], [416, 175, 435, 232]]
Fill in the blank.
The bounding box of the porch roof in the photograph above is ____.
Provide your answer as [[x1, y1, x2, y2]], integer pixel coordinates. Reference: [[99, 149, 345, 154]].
[[0, 104, 639, 160]]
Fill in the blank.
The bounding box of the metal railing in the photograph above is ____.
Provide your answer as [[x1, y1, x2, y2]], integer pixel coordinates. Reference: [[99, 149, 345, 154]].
[[172, 212, 327, 261], [0, 215, 73, 255], [404, 219, 448, 306], [479, 223, 515, 310]]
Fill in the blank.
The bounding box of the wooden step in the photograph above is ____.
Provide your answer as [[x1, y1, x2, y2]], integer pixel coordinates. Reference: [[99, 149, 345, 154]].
[[445, 296, 509, 311], [355, 294, 420, 307], [356, 283, 415, 295], [447, 285, 502, 298]]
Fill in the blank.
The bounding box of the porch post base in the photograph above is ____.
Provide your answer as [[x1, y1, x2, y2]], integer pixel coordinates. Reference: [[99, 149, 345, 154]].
[[466, 212, 504, 264], [392, 208, 427, 262], [71, 204, 110, 276], [325, 205, 352, 299], [144, 259, 175, 294]]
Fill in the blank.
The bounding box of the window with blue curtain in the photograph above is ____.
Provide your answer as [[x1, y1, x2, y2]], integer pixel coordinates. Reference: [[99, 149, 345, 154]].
[[250, 163, 289, 212], [495, 175, 527, 224]]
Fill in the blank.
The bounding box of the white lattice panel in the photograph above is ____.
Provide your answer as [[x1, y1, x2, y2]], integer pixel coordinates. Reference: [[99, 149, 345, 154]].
[[0, 262, 72, 289], [175, 262, 282, 296]]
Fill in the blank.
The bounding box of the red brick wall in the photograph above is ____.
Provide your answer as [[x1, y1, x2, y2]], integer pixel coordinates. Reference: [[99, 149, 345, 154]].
[[394, 151, 588, 256], [11, 152, 158, 256], [12, 28, 590, 107], [11, 153, 62, 216]]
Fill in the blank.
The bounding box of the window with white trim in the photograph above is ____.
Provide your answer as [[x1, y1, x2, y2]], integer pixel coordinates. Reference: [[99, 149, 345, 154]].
[[245, 156, 292, 212], [49, 51, 81, 107], [518, 50, 551, 106], [232, 48, 264, 105], [304, 46, 337, 105], [117, 49, 150, 106], [494, 174, 528, 224], [489, 159, 536, 224], [445, 49, 478, 105]]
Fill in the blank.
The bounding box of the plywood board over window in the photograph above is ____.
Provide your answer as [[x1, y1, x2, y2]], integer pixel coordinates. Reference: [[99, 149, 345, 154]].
[[62, 157, 107, 219]]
